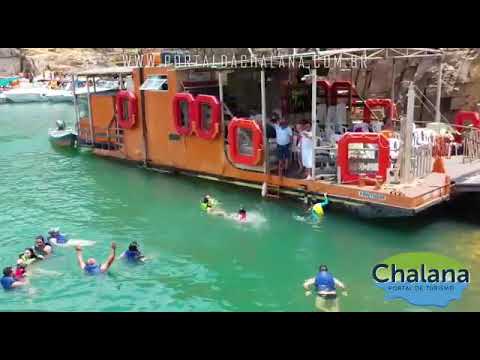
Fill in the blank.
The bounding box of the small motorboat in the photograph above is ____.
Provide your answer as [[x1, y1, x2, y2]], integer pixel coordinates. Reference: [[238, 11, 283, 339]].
[[48, 120, 78, 147], [0, 93, 6, 104], [3, 85, 48, 103]]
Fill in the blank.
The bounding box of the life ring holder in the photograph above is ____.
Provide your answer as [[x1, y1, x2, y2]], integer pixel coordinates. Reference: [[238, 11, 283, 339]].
[[116, 91, 138, 129], [173, 93, 195, 136], [227, 118, 263, 166], [193, 95, 221, 140]]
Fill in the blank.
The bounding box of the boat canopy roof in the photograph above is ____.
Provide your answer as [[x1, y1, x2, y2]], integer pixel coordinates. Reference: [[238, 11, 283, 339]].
[[172, 48, 446, 71], [75, 67, 133, 77]]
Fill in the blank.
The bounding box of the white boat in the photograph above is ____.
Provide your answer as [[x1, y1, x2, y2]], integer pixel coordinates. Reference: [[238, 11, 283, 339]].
[[3, 79, 119, 104], [45, 88, 74, 103], [47, 81, 119, 103], [3, 86, 48, 103], [48, 120, 78, 147], [0, 93, 6, 104]]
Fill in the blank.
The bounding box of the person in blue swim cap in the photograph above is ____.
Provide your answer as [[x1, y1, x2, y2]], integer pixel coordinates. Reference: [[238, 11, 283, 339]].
[[303, 265, 347, 312], [75, 242, 116, 275], [1, 266, 28, 291], [120, 241, 146, 263]]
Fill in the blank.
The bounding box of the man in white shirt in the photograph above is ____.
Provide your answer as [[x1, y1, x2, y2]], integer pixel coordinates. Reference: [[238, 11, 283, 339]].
[[273, 118, 293, 176]]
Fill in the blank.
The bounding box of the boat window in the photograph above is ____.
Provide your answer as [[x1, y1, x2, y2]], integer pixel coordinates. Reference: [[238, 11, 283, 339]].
[[78, 95, 89, 118], [200, 103, 213, 131], [238, 128, 253, 156], [179, 100, 190, 128], [140, 76, 168, 92], [348, 143, 379, 174]]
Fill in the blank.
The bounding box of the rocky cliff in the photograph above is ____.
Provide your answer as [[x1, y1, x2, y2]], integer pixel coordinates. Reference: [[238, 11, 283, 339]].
[[1, 48, 479, 120]]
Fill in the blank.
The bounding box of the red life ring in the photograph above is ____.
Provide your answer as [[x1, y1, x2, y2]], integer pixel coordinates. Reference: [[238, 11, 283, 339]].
[[454, 111, 480, 141], [173, 93, 195, 136], [116, 91, 138, 129], [228, 118, 263, 166], [363, 99, 397, 123], [193, 95, 221, 140], [337, 132, 390, 184]]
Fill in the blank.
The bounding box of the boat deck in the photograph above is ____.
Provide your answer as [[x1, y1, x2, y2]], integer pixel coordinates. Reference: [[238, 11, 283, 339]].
[[444, 156, 480, 192]]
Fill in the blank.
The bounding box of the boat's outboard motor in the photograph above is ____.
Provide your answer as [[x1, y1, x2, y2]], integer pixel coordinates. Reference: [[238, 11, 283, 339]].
[[56, 120, 66, 130]]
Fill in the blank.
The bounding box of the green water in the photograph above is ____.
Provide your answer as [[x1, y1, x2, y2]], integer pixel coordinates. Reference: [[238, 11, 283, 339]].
[[1, 103, 480, 312]]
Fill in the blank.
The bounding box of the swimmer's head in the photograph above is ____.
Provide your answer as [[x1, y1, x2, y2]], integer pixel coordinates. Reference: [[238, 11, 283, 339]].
[[129, 241, 139, 252], [319, 265, 328, 272], [24, 248, 36, 259], [35, 235, 46, 247], [87, 258, 96, 266], [3, 267, 13, 277]]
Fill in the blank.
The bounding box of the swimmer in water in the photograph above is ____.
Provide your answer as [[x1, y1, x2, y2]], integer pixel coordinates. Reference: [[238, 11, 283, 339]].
[[308, 193, 329, 221], [47, 227, 68, 245], [14, 261, 27, 281], [201, 195, 227, 217], [303, 265, 347, 312], [34, 235, 53, 257], [120, 241, 146, 263], [238, 207, 247, 222], [19, 248, 43, 266], [75, 242, 116, 275], [1, 267, 28, 291]]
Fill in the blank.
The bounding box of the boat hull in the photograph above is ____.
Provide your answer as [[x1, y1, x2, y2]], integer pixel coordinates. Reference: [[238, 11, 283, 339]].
[[49, 131, 78, 148], [5, 93, 48, 103]]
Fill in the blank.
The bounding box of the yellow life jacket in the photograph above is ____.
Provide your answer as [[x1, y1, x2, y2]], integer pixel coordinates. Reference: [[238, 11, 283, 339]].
[[312, 203, 324, 217]]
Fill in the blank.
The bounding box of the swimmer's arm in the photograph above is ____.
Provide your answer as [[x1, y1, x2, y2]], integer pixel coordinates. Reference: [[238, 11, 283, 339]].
[[44, 245, 53, 256], [303, 278, 315, 291], [319, 194, 329, 207], [101, 242, 116, 272], [75, 246, 86, 270], [334, 278, 346, 289], [11, 280, 27, 288]]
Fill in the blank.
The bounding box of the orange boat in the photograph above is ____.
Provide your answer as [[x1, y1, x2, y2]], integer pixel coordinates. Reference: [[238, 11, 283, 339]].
[[71, 49, 473, 218]]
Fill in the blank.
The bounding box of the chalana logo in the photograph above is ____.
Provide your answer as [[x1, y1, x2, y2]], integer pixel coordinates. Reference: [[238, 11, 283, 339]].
[[372, 252, 470, 307]]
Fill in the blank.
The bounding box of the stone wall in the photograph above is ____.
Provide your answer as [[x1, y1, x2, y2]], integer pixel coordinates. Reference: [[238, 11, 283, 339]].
[[0, 48, 21, 75]]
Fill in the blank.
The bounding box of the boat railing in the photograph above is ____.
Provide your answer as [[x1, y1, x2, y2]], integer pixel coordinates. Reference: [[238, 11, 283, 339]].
[[411, 144, 433, 179], [462, 127, 480, 163]]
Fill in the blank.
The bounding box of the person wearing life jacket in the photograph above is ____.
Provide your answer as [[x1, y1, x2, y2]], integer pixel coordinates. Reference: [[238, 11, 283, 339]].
[[19, 248, 43, 266], [1, 267, 28, 291], [238, 207, 247, 222], [303, 265, 347, 312], [309, 193, 329, 220], [34, 235, 53, 257], [201, 195, 218, 212], [201, 195, 227, 217], [76, 242, 116, 276], [201, 196, 213, 212], [120, 241, 145, 263], [47, 228, 68, 245], [14, 261, 27, 281]]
